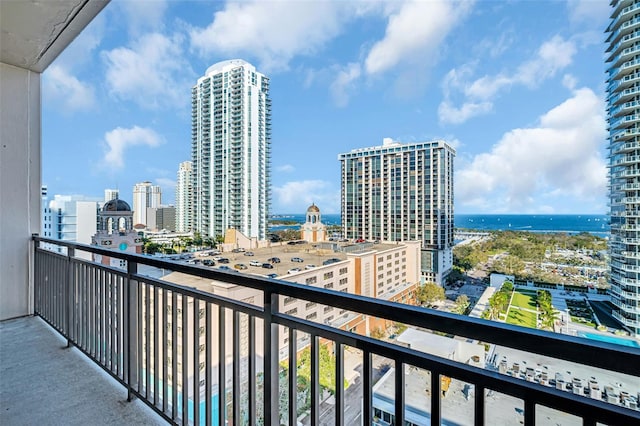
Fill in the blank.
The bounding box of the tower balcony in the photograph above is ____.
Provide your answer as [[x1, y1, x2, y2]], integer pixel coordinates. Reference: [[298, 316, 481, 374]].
[[613, 141, 640, 155], [3, 237, 636, 426]]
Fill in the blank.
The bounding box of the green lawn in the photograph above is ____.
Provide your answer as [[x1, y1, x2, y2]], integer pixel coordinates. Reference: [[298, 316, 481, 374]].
[[510, 290, 537, 310], [506, 307, 537, 328]]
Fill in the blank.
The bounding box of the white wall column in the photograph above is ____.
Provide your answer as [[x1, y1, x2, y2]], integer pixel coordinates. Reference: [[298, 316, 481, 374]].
[[0, 62, 41, 320]]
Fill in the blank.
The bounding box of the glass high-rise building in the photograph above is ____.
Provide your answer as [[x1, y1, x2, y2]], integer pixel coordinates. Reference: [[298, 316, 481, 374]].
[[191, 59, 271, 240], [175, 161, 192, 233], [606, 0, 640, 337], [338, 138, 455, 284]]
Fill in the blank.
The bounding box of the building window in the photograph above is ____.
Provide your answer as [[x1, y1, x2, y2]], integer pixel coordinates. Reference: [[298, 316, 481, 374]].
[[284, 296, 295, 305], [339, 278, 348, 285], [324, 306, 333, 313], [306, 277, 317, 285], [285, 308, 298, 315], [306, 312, 317, 320], [339, 267, 348, 275], [324, 283, 334, 289], [324, 271, 334, 279], [305, 302, 316, 309]]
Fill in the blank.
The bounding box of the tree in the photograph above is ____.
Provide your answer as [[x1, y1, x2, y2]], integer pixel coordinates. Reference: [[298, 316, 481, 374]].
[[452, 294, 470, 315], [416, 282, 445, 307]]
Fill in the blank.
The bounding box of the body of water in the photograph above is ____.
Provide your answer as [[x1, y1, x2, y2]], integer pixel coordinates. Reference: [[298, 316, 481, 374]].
[[578, 332, 640, 348], [270, 213, 609, 237]]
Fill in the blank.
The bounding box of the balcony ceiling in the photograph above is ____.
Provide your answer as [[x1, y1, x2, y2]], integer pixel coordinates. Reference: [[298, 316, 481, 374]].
[[0, 0, 108, 73]]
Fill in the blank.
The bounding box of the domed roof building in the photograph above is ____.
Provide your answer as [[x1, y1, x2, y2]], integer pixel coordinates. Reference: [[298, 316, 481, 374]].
[[92, 197, 142, 268], [301, 203, 326, 243], [102, 199, 131, 212]]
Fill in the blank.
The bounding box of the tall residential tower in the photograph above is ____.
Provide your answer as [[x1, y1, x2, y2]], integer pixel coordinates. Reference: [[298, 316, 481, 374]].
[[339, 138, 455, 284], [191, 59, 271, 240], [132, 181, 161, 228], [606, 0, 640, 337], [175, 161, 192, 233]]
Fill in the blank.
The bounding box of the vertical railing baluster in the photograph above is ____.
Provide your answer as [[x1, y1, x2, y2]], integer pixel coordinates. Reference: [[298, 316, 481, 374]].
[[66, 248, 74, 346], [154, 285, 159, 406], [172, 291, 178, 420], [146, 282, 151, 400], [335, 342, 344, 426], [137, 279, 143, 395], [181, 294, 189, 426], [162, 288, 168, 415], [311, 334, 319, 425], [431, 372, 441, 426], [524, 399, 535, 425], [474, 385, 484, 426], [263, 290, 279, 426], [219, 305, 226, 426], [233, 310, 240, 424], [205, 303, 212, 426], [248, 315, 256, 426], [363, 351, 372, 425], [193, 299, 200, 426], [127, 260, 139, 402], [288, 328, 297, 426], [394, 361, 405, 426]]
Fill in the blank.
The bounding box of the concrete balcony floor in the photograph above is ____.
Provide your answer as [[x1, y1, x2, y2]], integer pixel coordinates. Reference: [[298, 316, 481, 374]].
[[0, 316, 163, 425]]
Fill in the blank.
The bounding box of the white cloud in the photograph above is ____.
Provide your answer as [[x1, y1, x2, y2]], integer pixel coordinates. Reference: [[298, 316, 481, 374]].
[[103, 126, 163, 169], [102, 32, 193, 109], [567, 0, 610, 25], [43, 65, 96, 112], [438, 100, 492, 125], [276, 164, 295, 173], [155, 177, 176, 195], [117, 0, 168, 37], [365, 0, 473, 75], [189, 1, 352, 72], [562, 74, 578, 90], [273, 180, 340, 213], [456, 88, 607, 212], [330, 62, 361, 107], [440, 36, 577, 124]]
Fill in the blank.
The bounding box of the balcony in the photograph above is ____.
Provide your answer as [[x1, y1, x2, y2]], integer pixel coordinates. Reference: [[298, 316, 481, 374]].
[[2, 237, 636, 425]]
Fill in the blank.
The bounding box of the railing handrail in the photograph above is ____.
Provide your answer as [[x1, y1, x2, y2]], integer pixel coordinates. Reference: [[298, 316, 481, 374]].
[[32, 235, 640, 378]]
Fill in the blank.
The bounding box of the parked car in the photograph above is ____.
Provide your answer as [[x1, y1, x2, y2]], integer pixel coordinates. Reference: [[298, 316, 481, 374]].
[[268, 257, 281, 264], [202, 259, 215, 266], [287, 268, 301, 274], [322, 258, 341, 266], [234, 263, 248, 270], [305, 264, 316, 270], [218, 265, 230, 271], [355, 238, 366, 243], [291, 257, 304, 263], [232, 248, 245, 253], [217, 257, 230, 264], [244, 251, 254, 256], [265, 273, 278, 279], [249, 260, 262, 267], [262, 263, 274, 269]]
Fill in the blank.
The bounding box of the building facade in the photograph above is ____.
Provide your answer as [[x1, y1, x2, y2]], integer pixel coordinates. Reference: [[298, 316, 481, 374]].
[[175, 161, 192, 233], [45, 194, 99, 244], [339, 138, 455, 284], [606, 0, 640, 337], [104, 188, 119, 202], [132, 181, 161, 229], [146, 206, 176, 232], [301, 203, 327, 243], [92, 198, 143, 269], [191, 59, 271, 240]]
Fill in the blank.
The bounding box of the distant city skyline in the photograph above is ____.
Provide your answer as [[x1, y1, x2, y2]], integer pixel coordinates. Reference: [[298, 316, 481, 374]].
[[42, 0, 609, 214]]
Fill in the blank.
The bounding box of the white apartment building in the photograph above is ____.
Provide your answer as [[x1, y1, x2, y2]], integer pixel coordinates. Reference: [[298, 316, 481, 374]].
[[191, 59, 271, 240], [175, 161, 192, 233], [132, 181, 161, 229], [607, 0, 640, 337], [339, 138, 455, 284], [45, 195, 100, 246], [104, 188, 119, 202]]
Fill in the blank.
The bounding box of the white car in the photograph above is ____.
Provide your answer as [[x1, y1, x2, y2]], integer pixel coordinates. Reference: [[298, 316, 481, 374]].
[[249, 260, 262, 267], [287, 268, 301, 274], [305, 264, 316, 270]]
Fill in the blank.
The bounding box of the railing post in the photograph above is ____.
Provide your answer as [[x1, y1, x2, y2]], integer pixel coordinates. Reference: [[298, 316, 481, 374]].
[[263, 289, 280, 426], [66, 247, 75, 348], [126, 259, 139, 402]]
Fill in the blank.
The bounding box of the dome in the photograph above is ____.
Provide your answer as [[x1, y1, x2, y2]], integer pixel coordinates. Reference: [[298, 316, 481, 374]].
[[102, 199, 131, 212], [307, 203, 320, 213]]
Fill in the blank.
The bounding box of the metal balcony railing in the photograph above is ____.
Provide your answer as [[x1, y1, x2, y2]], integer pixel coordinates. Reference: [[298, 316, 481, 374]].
[[32, 236, 639, 426]]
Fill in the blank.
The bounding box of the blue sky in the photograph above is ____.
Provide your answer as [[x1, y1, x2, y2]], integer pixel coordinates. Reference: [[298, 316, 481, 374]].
[[43, 0, 610, 215]]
